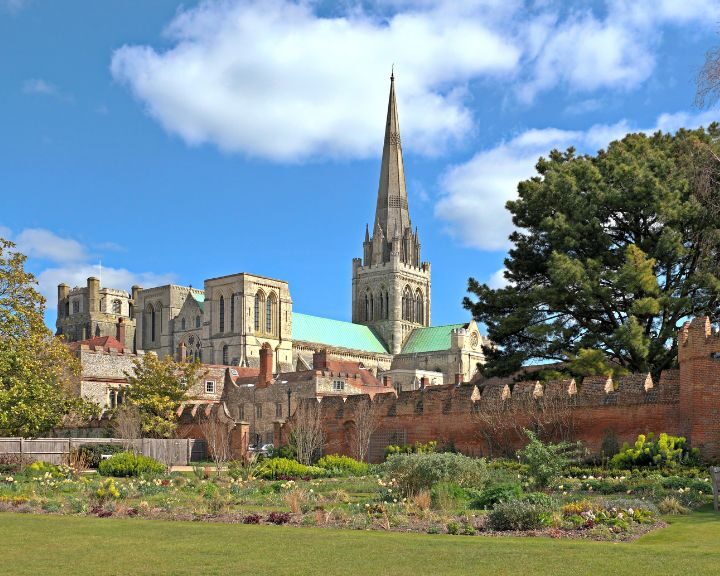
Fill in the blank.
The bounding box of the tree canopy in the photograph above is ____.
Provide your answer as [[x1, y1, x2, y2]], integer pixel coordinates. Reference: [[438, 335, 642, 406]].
[[465, 127, 720, 378], [123, 353, 200, 438], [0, 238, 96, 436]]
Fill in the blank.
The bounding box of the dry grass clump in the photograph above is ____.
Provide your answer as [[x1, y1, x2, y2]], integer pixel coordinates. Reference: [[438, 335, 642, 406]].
[[412, 490, 431, 511]]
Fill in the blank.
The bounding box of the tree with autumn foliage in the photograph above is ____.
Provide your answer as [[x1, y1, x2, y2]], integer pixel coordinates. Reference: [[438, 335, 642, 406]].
[[465, 127, 720, 379], [0, 238, 97, 436]]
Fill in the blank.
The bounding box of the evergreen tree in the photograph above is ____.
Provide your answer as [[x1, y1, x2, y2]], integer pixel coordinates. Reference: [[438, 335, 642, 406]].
[[465, 127, 720, 378]]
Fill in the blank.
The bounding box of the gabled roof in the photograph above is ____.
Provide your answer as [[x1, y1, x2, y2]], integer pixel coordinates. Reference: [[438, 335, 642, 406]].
[[191, 293, 205, 312], [400, 324, 467, 354], [292, 312, 388, 354]]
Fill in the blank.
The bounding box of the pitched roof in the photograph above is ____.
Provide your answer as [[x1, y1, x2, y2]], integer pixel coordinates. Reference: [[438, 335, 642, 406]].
[[67, 335, 126, 353], [292, 312, 388, 354], [191, 293, 205, 311], [400, 324, 467, 354]]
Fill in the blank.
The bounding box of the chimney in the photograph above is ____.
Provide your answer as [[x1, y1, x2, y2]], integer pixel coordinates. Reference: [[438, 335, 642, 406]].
[[177, 341, 187, 363], [313, 349, 328, 371], [455, 373, 464, 385], [259, 343, 273, 387], [116, 317, 126, 346]]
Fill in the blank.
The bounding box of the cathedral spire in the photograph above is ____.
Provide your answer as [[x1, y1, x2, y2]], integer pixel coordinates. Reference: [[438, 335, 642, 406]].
[[373, 71, 410, 243]]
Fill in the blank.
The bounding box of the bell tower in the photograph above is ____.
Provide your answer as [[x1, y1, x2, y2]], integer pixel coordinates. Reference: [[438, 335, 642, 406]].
[[352, 72, 431, 354]]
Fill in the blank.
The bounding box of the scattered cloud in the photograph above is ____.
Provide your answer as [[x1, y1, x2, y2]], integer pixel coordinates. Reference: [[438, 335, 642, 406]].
[[435, 109, 718, 251], [23, 78, 58, 95], [487, 268, 511, 289], [110, 0, 522, 161], [37, 265, 175, 311], [0, 226, 174, 311]]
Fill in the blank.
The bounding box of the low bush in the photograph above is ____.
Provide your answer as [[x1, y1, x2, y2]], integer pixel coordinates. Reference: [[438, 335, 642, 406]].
[[267, 511, 291, 525], [78, 444, 126, 468], [658, 496, 689, 515], [472, 483, 522, 509], [255, 457, 325, 480], [384, 452, 488, 495], [430, 482, 467, 511], [611, 433, 700, 469], [518, 430, 576, 488], [97, 452, 165, 477], [243, 513, 261, 524], [487, 500, 549, 531], [384, 441, 437, 458], [316, 455, 368, 476], [521, 492, 558, 508]]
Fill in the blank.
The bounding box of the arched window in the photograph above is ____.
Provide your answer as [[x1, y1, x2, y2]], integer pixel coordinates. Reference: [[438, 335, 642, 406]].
[[222, 344, 229, 365], [364, 294, 370, 321], [402, 286, 413, 321], [254, 291, 265, 332], [112, 299, 122, 314], [266, 292, 277, 335], [415, 290, 424, 325], [385, 291, 389, 319], [379, 290, 384, 319], [370, 293, 374, 321], [181, 317, 186, 331], [195, 315, 201, 328], [146, 304, 155, 343], [219, 295, 225, 333], [265, 294, 273, 333], [230, 295, 235, 332]]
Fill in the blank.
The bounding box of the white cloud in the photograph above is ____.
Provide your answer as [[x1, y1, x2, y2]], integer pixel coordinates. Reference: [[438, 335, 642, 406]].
[[487, 268, 510, 289], [0, 226, 175, 311], [110, 0, 521, 161], [436, 110, 716, 251], [37, 265, 175, 311], [14, 228, 88, 263], [23, 78, 57, 95]]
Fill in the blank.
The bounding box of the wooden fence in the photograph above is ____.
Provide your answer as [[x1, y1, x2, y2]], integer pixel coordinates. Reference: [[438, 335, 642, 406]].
[[0, 437, 207, 466]]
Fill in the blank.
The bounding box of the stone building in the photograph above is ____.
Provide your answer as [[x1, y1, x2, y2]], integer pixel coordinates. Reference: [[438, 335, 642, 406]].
[[56, 75, 488, 394], [57, 277, 136, 350]]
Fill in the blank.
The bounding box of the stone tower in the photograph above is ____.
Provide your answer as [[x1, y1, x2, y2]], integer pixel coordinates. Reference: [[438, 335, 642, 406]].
[[352, 73, 431, 354]]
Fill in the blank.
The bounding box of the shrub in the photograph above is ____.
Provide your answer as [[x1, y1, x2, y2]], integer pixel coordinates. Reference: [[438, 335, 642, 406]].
[[517, 430, 574, 488], [270, 444, 297, 459], [658, 496, 689, 515], [610, 433, 700, 469], [96, 478, 121, 503], [227, 460, 244, 481], [255, 457, 325, 480], [267, 511, 291, 525], [521, 492, 558, 508], [384, 452, 488, 495], [430, 482, 468, 511], [384, 441, 437, 459], [243, 513, 261, 524], [97, 452, 165, 477], [446, 521, 460, 535], [316, 455, 369, 476], [78, 444, 125, 468], [487, 500, 549, 531], [472, 483, 522, 509]]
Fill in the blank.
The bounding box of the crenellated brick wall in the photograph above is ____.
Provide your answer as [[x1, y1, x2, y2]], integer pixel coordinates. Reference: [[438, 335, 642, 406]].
[[317, 318, 720, 463]]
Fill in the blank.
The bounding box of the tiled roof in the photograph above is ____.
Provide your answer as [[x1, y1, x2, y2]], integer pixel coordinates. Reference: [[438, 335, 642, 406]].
[[400, 324, 467, 354], [67, 336, 125, 352], [292, 312, 388, 354], [191, 293, 205, 312]]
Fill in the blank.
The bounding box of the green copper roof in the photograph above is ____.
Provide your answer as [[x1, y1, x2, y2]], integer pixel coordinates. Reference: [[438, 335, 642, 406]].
[[191, 293, 205, 311], [292, 313, 388, 354], [400, 324, 467, 354]]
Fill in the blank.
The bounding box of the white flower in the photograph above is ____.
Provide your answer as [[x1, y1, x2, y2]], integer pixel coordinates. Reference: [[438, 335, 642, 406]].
[[558, 485, 564, 490], [628, 508, 634, 515]]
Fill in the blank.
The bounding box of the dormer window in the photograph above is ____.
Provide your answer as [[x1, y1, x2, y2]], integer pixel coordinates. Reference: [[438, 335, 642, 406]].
[[205, 381, 216, 394]]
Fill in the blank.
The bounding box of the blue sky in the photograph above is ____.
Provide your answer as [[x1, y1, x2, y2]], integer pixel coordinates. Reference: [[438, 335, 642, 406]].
[[1, 0, 719, 330]]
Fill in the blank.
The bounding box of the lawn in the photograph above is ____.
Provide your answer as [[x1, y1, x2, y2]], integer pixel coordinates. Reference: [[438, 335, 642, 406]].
[[0, 508, 718, 576]]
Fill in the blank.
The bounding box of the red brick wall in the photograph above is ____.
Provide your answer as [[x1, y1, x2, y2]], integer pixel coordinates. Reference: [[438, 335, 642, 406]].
[[318, 318, 720, 463]]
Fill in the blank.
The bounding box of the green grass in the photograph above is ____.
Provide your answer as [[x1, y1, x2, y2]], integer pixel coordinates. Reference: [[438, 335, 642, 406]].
[[0, 509, 718, 576]]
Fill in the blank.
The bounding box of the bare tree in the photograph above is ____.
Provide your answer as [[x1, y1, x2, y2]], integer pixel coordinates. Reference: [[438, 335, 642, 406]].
[[696, 46, 720, 109], [471, 386, 514, 457], [289, 399, 325, 466], [112, 404, 142, 451], [198, 407, 233, 476], [350, 398, 380, 463]]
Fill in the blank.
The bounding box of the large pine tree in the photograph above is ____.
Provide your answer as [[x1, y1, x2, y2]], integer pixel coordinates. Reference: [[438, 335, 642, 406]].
[[465, 126, 720, 378]]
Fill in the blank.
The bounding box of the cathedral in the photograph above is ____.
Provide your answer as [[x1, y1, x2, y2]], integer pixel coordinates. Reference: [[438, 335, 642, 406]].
[[56, 75, 487, 394]]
